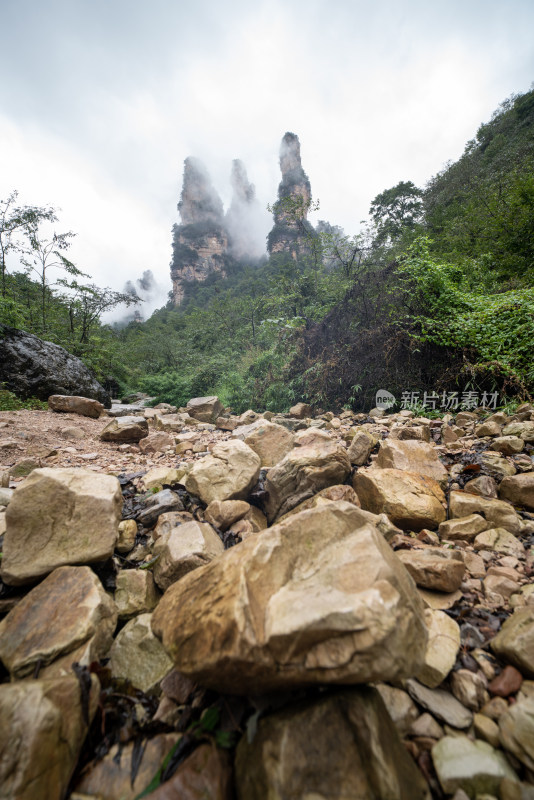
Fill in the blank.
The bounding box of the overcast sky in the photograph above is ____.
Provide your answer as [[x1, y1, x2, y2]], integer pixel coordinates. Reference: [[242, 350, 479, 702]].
[[1, 0, 533, 316]]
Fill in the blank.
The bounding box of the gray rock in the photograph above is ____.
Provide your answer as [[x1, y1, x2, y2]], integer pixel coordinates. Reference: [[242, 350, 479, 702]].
[[406, 679, 473, 728], [0, 324, 111, 406], [137, 489, 184, 527], [432, 734, 518, 797]]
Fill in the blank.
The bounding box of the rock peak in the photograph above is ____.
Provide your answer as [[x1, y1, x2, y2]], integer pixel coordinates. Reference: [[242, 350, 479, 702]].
[[177, 157, 224, 226]]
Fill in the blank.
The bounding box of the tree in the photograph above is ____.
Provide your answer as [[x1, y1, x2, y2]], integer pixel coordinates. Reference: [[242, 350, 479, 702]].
[[0, 191, 57, 297], [21, 227, 87, 333], [369, 181, 423, 243], [58, 280, 141, 344]]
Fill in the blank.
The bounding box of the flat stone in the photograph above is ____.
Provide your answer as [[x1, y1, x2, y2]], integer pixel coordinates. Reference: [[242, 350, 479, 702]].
[[265, 437, 351, 522], [0, 675, 100, 800], [476, 421, 503, 437], [0, 565, 117, 679], [354, 468, 446, 531], [449, 491, 522, 535], [153, 413, 185, 432], [417, 588, 463, 609], [499, 473, 534, 511], [184, 440, 261, 504], [417, 608, 461, 688], [100, 415, 149, 442], [491, 607, 534, 677], [152, 501, 428, 694], [397, 547, 465, 592], [406, 679, 473, 728], [375, 439, 448, 485], [393, 425, 431, 442], [481, 451, 517, 478], [1, 468, 122, 585], [235, 688, 429, 800], [439, 514, 488, 541], [48, 394, 104, 418], [432, 734, 518, 796], [152, 519, 224, 591], [110, 613, 173, 694], [474, 528, 525, 559], [114, 569, 159, 619]]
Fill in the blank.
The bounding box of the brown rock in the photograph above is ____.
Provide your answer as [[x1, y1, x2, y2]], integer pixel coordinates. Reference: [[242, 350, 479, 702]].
[[499, 473, 534, 511], [116, 518, 138, 553], [489, 665, 523, 697], [153, 413, 185, 432], [114, 569, 159, 619], [243, 420, 295, 467], [0, 566, 117, 678], [184, 440, 261, 504], [0, 675, 99, 800], [264, 438, 351, 522], [354, 468, 446, 531], [491, 607, 534, 678], [289, 401, 312, 418], [450, 669, 489, 710], [275, 483, 360, 523], [439, 513, 488, 541], [74, 733, 181, 800], [1, 468, 122, 585], [100, 415, 149, 442], [48, 393, 105, 418], [397, 548, 465, 592], [463, 476, 498, 498], [152, 519, 224, 591], [234, 688, 429, 800], [204, 499, 250, 530], [139, 431, 174, 454], [110, 613, 173, 694], [375, 439, 448, 485], [148, 743, 233, 800], [417, 608, 461, 688], [186, 395, 224, 422], [347, 430, 377, 466], [498, 697, 534, 771], [493, 436, 525, 455], [474, 528, 525, 559], [476, 421, 502, 437], [151, 501, 428, 695], [449, 491, 522, 535]]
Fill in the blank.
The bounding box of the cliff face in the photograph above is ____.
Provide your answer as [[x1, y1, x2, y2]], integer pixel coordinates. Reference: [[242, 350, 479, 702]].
[[170, 158, 228, 305], [267, 132, 316, 260]]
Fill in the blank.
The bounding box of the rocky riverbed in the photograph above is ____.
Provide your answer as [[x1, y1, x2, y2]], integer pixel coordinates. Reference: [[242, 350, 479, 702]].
[[0, 395, 533, 799]]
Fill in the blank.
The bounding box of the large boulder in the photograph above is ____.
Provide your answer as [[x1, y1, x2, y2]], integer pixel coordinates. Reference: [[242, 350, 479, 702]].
[[242, 420, 295, 467], [152, 501, 428, 695], [0, 675, 100, 800], [183, 440, 261, 504], [0, 468, 122, 585], [234, 688, 429, 800], [0, 566, 117, 679], [0, 324, 110, 406], [264, 437, 351, 522], [491, 607, 534, 678], [353, 468, 446, 531]]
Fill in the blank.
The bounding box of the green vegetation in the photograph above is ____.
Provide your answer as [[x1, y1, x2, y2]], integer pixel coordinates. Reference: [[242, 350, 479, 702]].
[[0, 387, 47, 411], [2, 87, 533, 411]]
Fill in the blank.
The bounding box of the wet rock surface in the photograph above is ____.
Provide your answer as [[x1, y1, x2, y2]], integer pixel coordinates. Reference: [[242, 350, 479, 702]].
[[0, 397, 533, 798]]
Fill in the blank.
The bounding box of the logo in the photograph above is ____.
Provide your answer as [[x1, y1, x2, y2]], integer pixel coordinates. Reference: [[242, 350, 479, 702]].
[[376, 389, 396, 410]]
